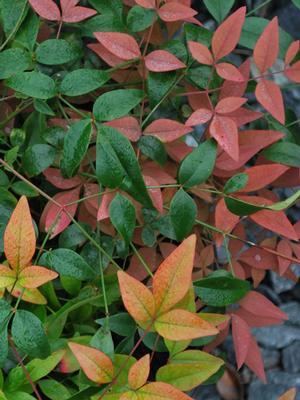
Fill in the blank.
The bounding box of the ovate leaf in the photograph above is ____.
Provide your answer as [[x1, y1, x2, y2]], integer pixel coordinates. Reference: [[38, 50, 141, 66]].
[[128, 354, 150, 390], [6, 72, 56, 99], [0, 48, 30, 79], [22, 144, 56, 176], [60, 69, 109, 96], [203, 0, 235, 23], [36, 39, 80, 65], [109, 194, 136, 245], [170, 189, 196, 241]]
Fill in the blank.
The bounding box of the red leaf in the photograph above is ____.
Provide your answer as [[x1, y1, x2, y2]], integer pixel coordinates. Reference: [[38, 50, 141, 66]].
[[215, 198, 240, 246], [244, 336, 266, 382], [234, 308, 284, 328], [226, 108, 263, 127], [135, 0, 156, 8], [255, 79, 285, 124], [185, 109, 213, 126], [188, 41, 213, 65], [253, 17, 279, 73], [105, 117, 141, 142], [60, 0, 96, 23], [145, 50, 186, 72], [28, 0, 61, 21], [93, 32, 141, 61], [220, 59, 251, 99], [142, 161, 176, 184], [285, 40, 300, 65], [215, 97, 247, 114], [231, 314, 251, 369], [210, 115, 239, 161], [127, 247, 159, 281], [212, 7, 246, 61], [216, 130, 284, 171], [239, 247, 278, 270], [43, 168, 82, 189], [240, 164, 289, 192], [285, 61, 300, 83], [158, 2, 197, 22], [215, 63, 244, 82], [239, 291, 288, 321], [40, 188, 80, 238], [277, 239, 293, 276], [97, 190, 115, 221], [88, 43, 124, 67], [144, 119, 193, 142], [144, 175, 163, 213]]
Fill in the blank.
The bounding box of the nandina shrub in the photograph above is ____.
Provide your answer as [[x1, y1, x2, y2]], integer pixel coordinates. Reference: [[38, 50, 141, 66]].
[[0, 0, 300, 399]]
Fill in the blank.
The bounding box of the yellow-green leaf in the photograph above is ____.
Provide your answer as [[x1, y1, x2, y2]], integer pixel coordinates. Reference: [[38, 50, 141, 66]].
[[0, 265, 16, 288]]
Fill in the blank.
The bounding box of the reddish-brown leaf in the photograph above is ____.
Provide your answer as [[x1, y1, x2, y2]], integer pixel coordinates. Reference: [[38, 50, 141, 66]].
[[240, 164, 289, 192], [158, 2, 197, 22], [117, 270, 156, 325], [234, 308, 283, 328], [60, 0, 96, 23], [210, 115, 239, 161], [212, 7, 246, 61], [139, 382, 193, 399], [253, 17, 279, 73], [244, 336, 266, 382], [188, 41, 213, 65], [285, 41, 300, 65], [215, 63, 244, 82], [135, 0, 156, 9], [127, 247, 159, 281], [128, 354, 150, 390], [94, 32, 141, 61], [144, 119, 193, 142], [277, 239, 293, 276], [68, 342, 114, 384], [40, 188, 80, 238], [4, 196, 36, 272], [215, 198, 240, 246], [239, 291, 288, 321], [285, 61, 300, 83], [105, 117, 141, 142], [153, 235, 196, 314], [255, 79, 285, 124], [239, 247, 278, 270], [231, 314, 251, 369], [18, 266, 58, 289], [145, 50, 186, 72], [185, 109, 213, 126], [43, 168, 82, 189], [28, 0, 61, 21], [215, 97, 247, 114]]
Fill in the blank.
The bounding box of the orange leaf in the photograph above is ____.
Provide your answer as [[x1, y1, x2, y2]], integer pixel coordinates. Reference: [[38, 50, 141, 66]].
[[231, 314, 251, 369], [285, 40, 300, 65], [210, 115, 239, 161], [158, 2, 197, 22], [240, 164, 289, 192], [278, 388, 297, 400], [93, 32, 141, 61], [18, 266, 58, 289], [135, 0, 156, 9], [188, 41, 213, 65], [117, 271, 156, 325], [153, 235, 196, 314], [215, 63, 244, 82], [128, 354, 150, 390], [138, 382, 192, 399], [105, 117, 141, 142], [155, 309, 218, 340], [144, 119, 193, 142], [285, 61, 300, 83], [4, 196, 36, 272], [145, 50, 186, 72], [185, 109, 213, 126], [255, 79, 285, 124], [254, 17, 279, 73], [68, 342, 114, 384], [0, 265, 16, 288], [212, 7, 246, 61], [215, 97, 247, 114]]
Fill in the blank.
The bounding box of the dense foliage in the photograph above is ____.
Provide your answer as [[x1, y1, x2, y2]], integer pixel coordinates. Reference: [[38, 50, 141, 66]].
[[0, 0, 300, 399]]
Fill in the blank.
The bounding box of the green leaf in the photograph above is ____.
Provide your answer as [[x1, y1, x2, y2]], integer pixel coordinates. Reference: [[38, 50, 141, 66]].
[[184, 24, 213, 47], [203, 0, 234, 22], [36, 39, 80, 65], [40, 248, 96, 281], [0, 48, 30, 79], [147, 71, 177, 108], [138, 135, 167, 166], [33, 99, 55, 116], [81, 14, 126, 37], [60, 69, 109, 96], [96, 125, 153, 207], [88, 0, 123, 16], [93, 89, 143, 121], [11, 181, 39, 197], [61, 119, 92, 178], [224, 173, 248, 194], [127, 6, 156, 32], [39, 379, 70, 400], [22, 144, 56, 176], [6, 72, 56, 99], [14, 9, 39, 51], [178, 139, 217, 188], [194, 271, 250, 307], [96, 313, 136, 337], [91, 323, 114, 358], [240, 17, 293, 58], [11, 310, 50, 359], [170, 189, 197, 241], [156, 350, 224, 391], [0, 300, 12, 367], [0, 0, 27, 35], [5, 393, 36, 400], [58, 223, 90, 249], [262, 142, 300, 167], [292, 0, 300, 9], [109, 193, 136, 245]]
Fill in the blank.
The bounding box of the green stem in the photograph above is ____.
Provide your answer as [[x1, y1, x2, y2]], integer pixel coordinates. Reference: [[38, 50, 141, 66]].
[[130, 243, 154, 278], [246, 0, 272, 16], [59, 97, 90, 119], [0, 1, 28, 51]]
